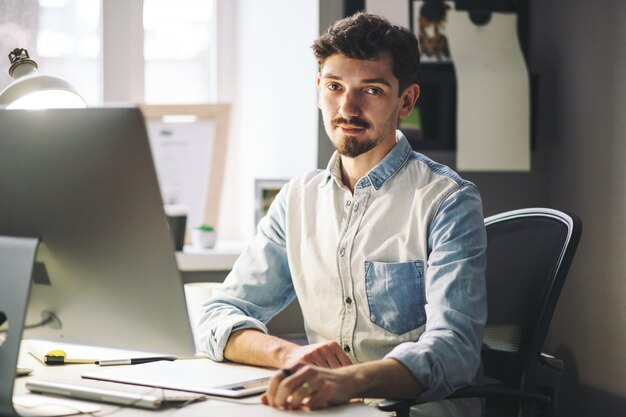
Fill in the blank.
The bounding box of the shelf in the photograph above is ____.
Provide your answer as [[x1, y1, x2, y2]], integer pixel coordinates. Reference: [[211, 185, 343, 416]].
[[175, 240, 245, 272]]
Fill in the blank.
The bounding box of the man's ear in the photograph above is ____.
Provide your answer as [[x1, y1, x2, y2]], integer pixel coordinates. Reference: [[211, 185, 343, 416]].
[[398, 84, 420, 119]]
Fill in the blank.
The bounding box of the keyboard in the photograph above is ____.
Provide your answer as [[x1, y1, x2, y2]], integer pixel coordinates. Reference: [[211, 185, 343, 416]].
[[26, 378, 207, 409]]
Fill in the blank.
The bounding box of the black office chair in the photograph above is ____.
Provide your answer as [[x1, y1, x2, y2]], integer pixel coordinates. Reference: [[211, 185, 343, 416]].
[[378, 208, 582, 417]]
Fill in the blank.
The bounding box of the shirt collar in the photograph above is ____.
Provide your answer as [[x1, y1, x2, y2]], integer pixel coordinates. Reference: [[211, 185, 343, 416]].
[[324, 130, 412, 191]]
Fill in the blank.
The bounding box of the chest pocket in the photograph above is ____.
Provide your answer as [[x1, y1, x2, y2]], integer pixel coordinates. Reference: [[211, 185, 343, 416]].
[[364, 260, 426, 335]]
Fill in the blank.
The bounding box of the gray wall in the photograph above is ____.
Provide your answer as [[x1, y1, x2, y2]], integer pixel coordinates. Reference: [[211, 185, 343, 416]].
[[540, 1, 626, 415], [316, 1, 626, 415]]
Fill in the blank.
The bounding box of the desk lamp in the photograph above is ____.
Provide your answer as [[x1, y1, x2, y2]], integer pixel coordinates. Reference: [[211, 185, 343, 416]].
[[0, 48, 86, 109]]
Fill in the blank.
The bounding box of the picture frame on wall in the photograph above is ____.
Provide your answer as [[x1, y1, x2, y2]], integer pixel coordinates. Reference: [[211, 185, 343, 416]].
[[254, 179, 289, 227], [402, 0, 457, 151], [410, 0, 455, 63], [140, 103, 230, 242], [399, 60, 456, 151]]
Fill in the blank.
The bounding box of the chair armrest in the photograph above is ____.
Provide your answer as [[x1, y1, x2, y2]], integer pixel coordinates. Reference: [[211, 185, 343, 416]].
[[448, 385, 551, 405], [540, 353, 564, 371], [377, 398, 418, 413], [537, 352, 564, 391], [377, 385, 551, 414]]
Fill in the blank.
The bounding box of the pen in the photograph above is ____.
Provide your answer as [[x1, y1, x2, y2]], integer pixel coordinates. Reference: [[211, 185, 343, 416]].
[[96, 356, 177, 366]]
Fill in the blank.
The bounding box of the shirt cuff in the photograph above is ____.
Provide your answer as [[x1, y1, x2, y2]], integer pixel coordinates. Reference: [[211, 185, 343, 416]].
[[385, 342, 454, 402]]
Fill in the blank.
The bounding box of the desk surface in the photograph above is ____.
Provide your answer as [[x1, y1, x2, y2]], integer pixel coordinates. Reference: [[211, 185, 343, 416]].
[[12, 343, 381, 417]]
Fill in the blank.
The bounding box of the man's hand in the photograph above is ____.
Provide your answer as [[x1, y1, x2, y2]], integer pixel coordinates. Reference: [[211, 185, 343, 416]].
[[223, 330, 352, 370], [280, 341, 352, 369], [261, 364, 357, 410], [260, 359, 425, 411]]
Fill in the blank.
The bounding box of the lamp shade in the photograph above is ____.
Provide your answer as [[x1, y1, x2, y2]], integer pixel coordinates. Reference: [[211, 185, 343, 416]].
[[0, 48, 86, 109]]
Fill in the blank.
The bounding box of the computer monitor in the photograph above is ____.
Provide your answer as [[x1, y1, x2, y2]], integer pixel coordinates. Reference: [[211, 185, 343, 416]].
[[0, 107, 196, 356]]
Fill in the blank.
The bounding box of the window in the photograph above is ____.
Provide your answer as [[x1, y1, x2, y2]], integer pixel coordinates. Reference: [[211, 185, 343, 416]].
[[37, 0, 101, 105], [6, 0, 217, 105], [143, 0, 215, 103]]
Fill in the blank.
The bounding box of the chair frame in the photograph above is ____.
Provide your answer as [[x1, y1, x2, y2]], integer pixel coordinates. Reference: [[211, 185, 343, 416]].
[[378, 208, 582, 417]]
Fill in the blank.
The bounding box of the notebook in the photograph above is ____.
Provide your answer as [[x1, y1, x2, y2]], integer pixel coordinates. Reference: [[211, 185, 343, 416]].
[[82, 359, 274, 398]]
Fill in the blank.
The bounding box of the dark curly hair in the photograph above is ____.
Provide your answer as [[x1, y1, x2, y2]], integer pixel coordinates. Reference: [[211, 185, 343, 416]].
[[312, 12, 420, 95]]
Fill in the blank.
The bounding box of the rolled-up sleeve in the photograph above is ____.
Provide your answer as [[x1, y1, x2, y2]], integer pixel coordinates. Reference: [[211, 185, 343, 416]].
[[196, 183, 296, 361], [384, 184, 487, 401]]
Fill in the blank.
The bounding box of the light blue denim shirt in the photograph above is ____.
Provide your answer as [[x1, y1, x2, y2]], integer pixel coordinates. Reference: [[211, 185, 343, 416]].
[[197, 132, 487, 401]]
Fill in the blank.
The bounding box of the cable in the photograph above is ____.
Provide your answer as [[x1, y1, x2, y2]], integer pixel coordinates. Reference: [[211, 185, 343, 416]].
[[0, 311, 61, 334]]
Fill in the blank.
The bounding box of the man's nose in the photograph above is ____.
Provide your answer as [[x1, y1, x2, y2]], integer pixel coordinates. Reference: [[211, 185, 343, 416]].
[[338, 91, 360, 118]]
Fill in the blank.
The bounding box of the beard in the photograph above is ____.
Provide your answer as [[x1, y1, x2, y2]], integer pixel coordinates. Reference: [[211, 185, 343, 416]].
[[333, 135, 383, 158], [328, 115, 389, 158]]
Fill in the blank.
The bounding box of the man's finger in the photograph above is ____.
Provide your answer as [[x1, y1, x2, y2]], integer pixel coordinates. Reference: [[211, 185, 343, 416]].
[[266, 368, 288, 406], [330, 343, 352, 367]]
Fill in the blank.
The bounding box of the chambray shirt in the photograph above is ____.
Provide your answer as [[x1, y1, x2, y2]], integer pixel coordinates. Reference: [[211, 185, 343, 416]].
[[197, 132, 487, 401]]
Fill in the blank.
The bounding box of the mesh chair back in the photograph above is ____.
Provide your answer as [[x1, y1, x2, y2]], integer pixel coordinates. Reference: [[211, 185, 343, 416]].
[[482, 208, 582, 390]]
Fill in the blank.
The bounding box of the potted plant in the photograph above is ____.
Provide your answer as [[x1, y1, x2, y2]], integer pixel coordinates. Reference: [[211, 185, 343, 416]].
[[191, 224, 217, 249]]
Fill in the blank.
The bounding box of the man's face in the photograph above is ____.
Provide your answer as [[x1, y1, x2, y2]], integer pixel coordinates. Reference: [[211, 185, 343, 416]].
[[317, 53, 415, 158]]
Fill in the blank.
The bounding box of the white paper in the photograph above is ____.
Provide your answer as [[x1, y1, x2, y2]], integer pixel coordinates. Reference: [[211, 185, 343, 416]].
[[82, 359, 274, 394], [25, 339, 165, 365], [147, 120, 215, 230], [448, 11, 530, 171]]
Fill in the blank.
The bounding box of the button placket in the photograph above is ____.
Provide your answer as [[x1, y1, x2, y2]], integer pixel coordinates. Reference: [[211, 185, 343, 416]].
[[337, 189, 370, 363]]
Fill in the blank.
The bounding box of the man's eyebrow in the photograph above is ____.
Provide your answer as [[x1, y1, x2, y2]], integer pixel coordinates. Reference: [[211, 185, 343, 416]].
[[321, 74, 343, 81], [362, 78, 392, 87], [321, 74, 392, 88]]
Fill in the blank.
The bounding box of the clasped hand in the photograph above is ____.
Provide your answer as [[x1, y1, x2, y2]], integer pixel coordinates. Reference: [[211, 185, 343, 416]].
[[261, 340, 355, 410]]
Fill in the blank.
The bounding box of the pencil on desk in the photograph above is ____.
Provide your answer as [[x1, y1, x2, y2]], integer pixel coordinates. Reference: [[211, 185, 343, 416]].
[[96, 356, 177, 366]]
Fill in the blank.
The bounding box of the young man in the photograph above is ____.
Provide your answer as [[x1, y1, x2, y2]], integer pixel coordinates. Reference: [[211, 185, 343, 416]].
[[197, 12, 486, 414]]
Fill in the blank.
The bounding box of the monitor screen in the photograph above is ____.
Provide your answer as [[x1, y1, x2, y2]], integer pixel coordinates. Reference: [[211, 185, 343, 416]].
[[0, 107, 196, 356]]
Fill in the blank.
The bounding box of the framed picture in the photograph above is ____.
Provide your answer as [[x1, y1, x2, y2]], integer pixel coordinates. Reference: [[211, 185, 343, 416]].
[[410, 0, 455, 63], [399, 63, 456, 150], [254, 179, 289, 227], [140, 103, 230, 239], [403, 0, 457, 151]]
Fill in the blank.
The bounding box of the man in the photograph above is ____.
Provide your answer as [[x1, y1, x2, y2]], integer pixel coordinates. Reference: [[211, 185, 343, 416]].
[[197, 12, 486, 414]]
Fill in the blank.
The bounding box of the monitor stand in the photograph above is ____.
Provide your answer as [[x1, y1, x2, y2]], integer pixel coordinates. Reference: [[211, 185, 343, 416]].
[[0, 236, 38, 417]]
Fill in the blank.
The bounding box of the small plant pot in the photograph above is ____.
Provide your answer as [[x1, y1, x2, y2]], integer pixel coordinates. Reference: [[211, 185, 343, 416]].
[[191, 229, 217, 249]]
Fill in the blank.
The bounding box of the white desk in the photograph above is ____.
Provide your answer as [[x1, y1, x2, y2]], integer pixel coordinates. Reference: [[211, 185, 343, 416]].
[[11, 343, 382, 417]]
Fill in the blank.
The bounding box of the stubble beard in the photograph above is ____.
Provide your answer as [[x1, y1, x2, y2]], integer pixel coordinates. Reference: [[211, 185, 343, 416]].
[[333, 134, 383, 158], [328, 114, 396, 158]]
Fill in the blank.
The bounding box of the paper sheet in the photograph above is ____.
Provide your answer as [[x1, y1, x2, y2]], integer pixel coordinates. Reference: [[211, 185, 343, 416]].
[[25, 339, 166, 366], [147, 120, 215, 230], [447, 11, 530, 171]]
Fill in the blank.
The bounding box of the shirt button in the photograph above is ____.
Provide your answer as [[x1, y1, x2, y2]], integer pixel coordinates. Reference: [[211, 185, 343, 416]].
[[343, 345, 351, 353], [353, 203, 359, 212], [339, 248, 345, 257], [345, 297, 352, 304], [345, 201, 351, 207]]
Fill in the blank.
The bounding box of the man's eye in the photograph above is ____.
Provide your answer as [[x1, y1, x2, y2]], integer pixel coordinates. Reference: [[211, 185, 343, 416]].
[[365, 87, 382, 95], [327, 83, 341, 91]]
